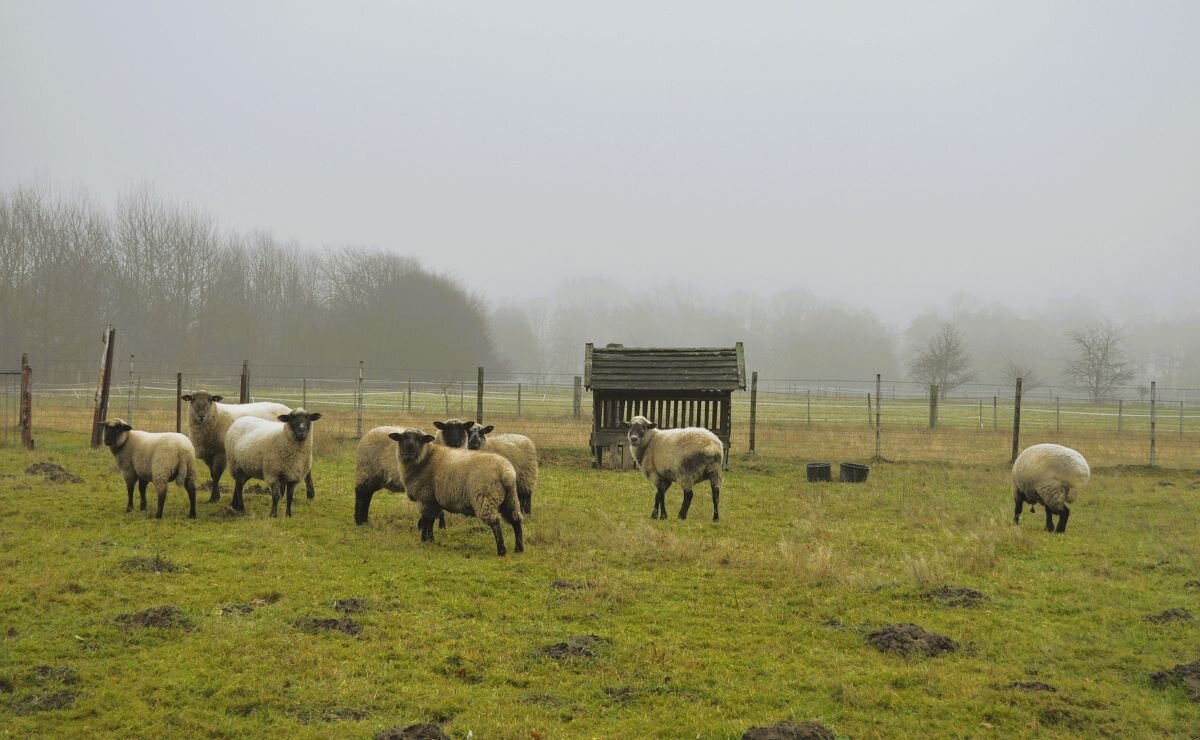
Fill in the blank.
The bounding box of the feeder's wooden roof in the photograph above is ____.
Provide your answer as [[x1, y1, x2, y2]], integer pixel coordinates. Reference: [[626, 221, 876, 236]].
[[584, 342, 746, 392]]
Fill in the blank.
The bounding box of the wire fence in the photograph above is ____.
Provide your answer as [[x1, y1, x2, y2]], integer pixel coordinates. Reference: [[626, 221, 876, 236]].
[[14, 364, 1200, 468], [0, 372, 20, 448]]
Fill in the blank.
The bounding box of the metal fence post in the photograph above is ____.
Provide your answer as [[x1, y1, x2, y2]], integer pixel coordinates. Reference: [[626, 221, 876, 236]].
[[1149, 380, 1157, 466], [1011, 377, 1023, 464], [476, 366, 484, 424], [749, 371, 758, 453]]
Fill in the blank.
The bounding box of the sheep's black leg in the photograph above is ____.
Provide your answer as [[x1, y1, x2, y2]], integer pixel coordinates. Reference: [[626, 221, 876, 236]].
[[439, 512, 446, 529], [269, 482, 281, 518], [1044, 506, 1054, 533], [185, 478, 197, 519], [138, 480, 148, 511], [355, 484, 376, 525], [519, 487, 532, 515], [1012, 489, 1024, 525], [285, 481, 296, 517], [125, 480, 135, 512], [711, 481, 721, 521], [489, 521, 508, 556], [652, 480, 670, 519], [231, 477, 246, 512], [305, 471, 315, 500], [155, 483, 167, 519], [209, 457, 225, 503], [1055, 506, 1070, 534], [679, 489, 694, 519], [501, 504, 524, 553]]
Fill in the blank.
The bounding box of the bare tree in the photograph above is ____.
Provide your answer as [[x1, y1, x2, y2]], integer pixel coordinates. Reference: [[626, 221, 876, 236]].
[[1001, 361, 1043, 393], [1064, 321, 1134, 402], [907, 323, 977, 399]]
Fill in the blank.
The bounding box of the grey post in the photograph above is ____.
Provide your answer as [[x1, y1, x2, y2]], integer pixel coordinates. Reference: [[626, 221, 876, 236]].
[[1150, 380, 1157, 466], [749, 370, 758, 453], [929, 384, 938, 429], [407, 380, 412, 413], [239, 359, 249, 404], [993, 395, 997, 430], [1118, 398, 1123, 436], [806, 388, 811, 425], [873, 373, 882, 461], [127, 354, 134, 424], [1011, 377, 1023, 464], [573, 376, 582, 419], [175, 371, 182, 433], [1056, 396, 1060, 433], [302, 378, 307, 407], [867, 392, 872, 427], [356, 360, 364, 439], [476, 366, 484, 424], [20, 353, 33, 450], [90, 325, 116, 448], [517, 382, 522, 417]]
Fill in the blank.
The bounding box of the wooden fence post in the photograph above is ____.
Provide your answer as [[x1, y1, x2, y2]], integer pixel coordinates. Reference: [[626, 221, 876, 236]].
[[978, 399, 983, 429], [748, 371, 758, 454], [90, 325, 116, 448], [573, 376, 582, 419], [356, 360, 364, 440], [1117, 399, 1123, 436], [476, 366, 484, 424], [1149, 381, 1157, 466], [806, 389, 811, 425], [20, 353, 33, 450], [873, 373, 882, 460], [993, 395, 997, 430], [1180, 400, 1184, 437], [517, 383, 522, 417], [867, 393, 873, 426], [407, 380, 412, 413], [302, 378, 307, 408], [127, 355, 135, 424], [1055, 396, 1060, 433], [239, 360, 249, 404], [929, 385, 938, 428], [175, 371, 183, 433], [1011, 377, 1023, 464]]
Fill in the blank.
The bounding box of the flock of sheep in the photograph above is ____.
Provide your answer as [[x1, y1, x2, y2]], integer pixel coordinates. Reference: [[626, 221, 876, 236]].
[[96, 394, 1092, 555]]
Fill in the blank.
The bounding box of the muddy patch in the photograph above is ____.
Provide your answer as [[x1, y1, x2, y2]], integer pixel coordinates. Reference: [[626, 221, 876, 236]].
[[25, 462, 83, 484], [1146, 608, 1194, 625], [9, 690, 77, 714], [333, 598, 369, 614], [375, 723, 450, 740], [535, 634, 610, 660], [865, 623, 958, 657], [116, 605, 194, 631], [551, 579, 587, 590], [1150, 660, 1200, 702], [742, 720, 835, 739], [294, 617, 362, 636], [118, 555, 180, 573], [999, 680, 1057, 692], [924, 585, 986, 608], [28, 665, 79, 686]]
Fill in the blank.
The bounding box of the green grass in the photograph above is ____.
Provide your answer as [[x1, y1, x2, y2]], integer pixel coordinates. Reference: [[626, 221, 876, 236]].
[[2, 432, 1200, 737]]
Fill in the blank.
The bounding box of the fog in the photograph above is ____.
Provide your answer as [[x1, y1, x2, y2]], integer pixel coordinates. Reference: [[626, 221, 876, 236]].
[[2, 2, 1198, 385]]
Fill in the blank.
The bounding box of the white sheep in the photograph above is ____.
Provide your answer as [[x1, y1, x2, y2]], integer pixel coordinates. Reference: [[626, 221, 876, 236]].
[[1012, 443, 1090, 533], [465, 424, 539, 515], [98, 418, 198, 519], [181, 390, 317, 503], [224, 408, 322, 517], [388, 428, 524, 556], [620, 415, 724, 521]]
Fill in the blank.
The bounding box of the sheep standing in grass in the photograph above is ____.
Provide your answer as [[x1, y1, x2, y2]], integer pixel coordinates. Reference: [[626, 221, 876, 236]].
[[1012, 443, 1090, 534], [224, 408, 321, 517], [388, 428, 524, 556], [621, 415, 724, 521], [98, 419, 198, 519], [465, 424, 539, 515], [354, 426, 446, 529]]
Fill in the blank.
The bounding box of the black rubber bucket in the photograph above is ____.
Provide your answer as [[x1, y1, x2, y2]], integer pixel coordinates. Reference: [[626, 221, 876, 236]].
[[806, 462, 833, 482], [839, 462, 870, 483]]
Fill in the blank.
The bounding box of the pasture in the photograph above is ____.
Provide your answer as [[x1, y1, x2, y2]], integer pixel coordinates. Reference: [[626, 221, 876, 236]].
[[2, 430, 1200, 738]]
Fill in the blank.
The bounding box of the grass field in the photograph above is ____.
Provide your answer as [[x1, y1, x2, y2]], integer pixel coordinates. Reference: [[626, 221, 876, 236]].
[[3, 431, 1200, 738]]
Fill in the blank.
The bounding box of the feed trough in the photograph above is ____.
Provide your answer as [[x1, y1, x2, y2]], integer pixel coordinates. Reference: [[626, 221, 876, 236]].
[[839, 462, 870, 483], [806, 462, 833, 482]]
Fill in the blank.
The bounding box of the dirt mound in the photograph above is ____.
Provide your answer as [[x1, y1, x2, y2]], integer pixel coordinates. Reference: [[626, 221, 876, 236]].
[[333, 598, 369, 614], [551, 579, 587, 590], [1150, 660, 1200, 702], [1001, 680, 1057, 692], [119, 555, 179, 573], [742, 721, 835, 739], [375, 723, 450, 740], [295, 618, 362, 636], [925, 585, 986, 608], [9, 690, 77, 714], [116, 605, 194, 631], [866, 623, 958, 657], [28, 665, 79, 685], [25, 463, 82, 484], [535, 634, 609, 660], [1146, 608, 1194, 625]]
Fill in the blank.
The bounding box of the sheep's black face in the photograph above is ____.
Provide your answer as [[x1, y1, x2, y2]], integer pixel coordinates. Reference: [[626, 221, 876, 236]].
[[182, 391, 223, 423], [433, 419, 473, 448], [390, 429, 435, 463], [278, 409, 322, 442], [621, 416, 657, 447], [466, 424, 495, 450], [100, 419, 132, 447]]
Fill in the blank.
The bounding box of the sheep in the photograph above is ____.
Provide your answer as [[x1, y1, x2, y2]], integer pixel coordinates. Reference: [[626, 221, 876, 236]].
[[1012, 443, 1090, 534], [465, 423, 539, 515], [354, 426, 447, 529], [620, 415, 724, 521], [224, 408, 322, 517], [97, 418, 198, 519], [432, 418, 475, 449], [180, 390, 317, 504], [387, 428, 524, 557]]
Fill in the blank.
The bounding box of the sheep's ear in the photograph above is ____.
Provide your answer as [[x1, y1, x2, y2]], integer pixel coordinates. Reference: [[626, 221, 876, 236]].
[[180, 394, 193, 402], [433, 421, 447, 430], [420, 434, 435, 444], [277, 414, 291, 423], [118, 422, 133, 432], [211, 395, 224, 402], [462, 420, 476, 428], [618, 420, 630, 429], [308, 412, 322, 422], [388, 432, 404, 442], [481, 425, 495, 434], [647, 422, 658, 429]]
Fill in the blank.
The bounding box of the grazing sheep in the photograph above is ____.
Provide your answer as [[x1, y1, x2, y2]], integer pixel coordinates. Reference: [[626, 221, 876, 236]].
[[1012, 443, 1090, 534], [181, 391, 317, 503], [620, 415, 724, 521], [354, 426, 446, 529], [224, 408, 322, 517], [98, 418, 198, 519], [388, 428, 524, 556], [432, 418, 474, 449], [466, 424, 539, 515]]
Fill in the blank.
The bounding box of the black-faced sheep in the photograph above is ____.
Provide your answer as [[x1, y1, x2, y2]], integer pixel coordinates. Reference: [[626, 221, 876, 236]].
[[181, 390, 317, 503], [1012, 443, 1090, 533], [98, 419, 198, 519], [354, 425, 447, 529], [465, 424, 538, 515], [388, 428, 523, 557], [620, 415, 724, 521], [224, 408, 322, 517], [432, 418, 475, 449]]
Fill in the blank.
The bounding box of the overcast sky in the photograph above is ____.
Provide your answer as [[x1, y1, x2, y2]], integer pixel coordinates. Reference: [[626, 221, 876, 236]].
[[3, 1, 1197, 323]]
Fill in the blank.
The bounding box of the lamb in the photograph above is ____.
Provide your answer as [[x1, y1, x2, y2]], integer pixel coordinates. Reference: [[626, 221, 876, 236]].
[[180, 390, 317, 503], [1012, 443, 1090, 534], [353, 426, 446, 529], [387, 428, 524, 556], [98, 418, 198, 519], [465, 423, 539, 515], [432, 418, 475, 448], [620, 415, 724, 521], [224, 408, 322, 517]]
